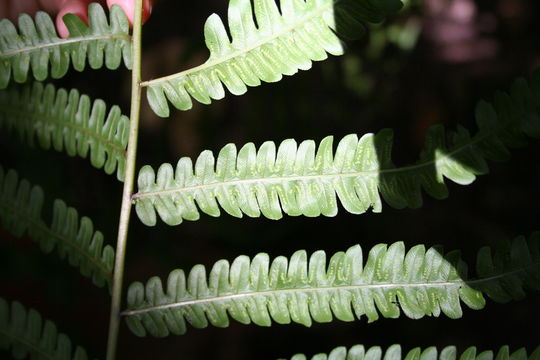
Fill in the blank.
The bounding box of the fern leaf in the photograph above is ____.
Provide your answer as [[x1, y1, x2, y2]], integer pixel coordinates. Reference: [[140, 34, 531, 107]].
[[122, 233, 540, 337], [0, 297, 96, 360], [0, 82, 129, 181], [0, 165, 114, 289], [0, 3, 132, 89], [279, 344, 540, 360], [133, 72, 540, 226], [142, 0, 403, 117]]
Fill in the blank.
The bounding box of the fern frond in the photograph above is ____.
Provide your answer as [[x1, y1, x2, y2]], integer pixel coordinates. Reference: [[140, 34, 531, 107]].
[[0, 166, 114, 289], [0, 82, 129, 181], [133, 72, 540, 226], [0, 297, 95, 360], [142, 0, 403, 117], [0, 3, 132, 89], [279, 344, 540, 360], [122, 233, 540, 337]]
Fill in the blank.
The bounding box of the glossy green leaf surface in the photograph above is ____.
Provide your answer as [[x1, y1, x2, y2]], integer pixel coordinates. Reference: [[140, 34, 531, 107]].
[[0, 166, 114, 289], [280, 344, 540, 360], [0, 297, 96, 360], [143, 0, 403, 116], [134, 73, 540, 226], [123, 234, 540, 337], [0, 82, 129, 181], [0, 3, 132, 89]]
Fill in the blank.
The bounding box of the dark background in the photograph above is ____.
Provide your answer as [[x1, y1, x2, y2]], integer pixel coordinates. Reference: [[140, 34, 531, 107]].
[[1, 0, 540, 359]]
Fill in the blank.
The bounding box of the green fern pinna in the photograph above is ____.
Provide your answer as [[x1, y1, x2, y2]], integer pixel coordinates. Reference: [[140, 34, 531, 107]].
[[0, 0, 539, 359]]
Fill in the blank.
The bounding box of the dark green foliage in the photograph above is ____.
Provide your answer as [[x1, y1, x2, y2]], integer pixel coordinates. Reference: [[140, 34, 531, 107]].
[[476, 234, 540, 303], [0, 3, 132, 89], [123, 233, 539, 337], [0, 82, 129, 181], [0, 166, 114, 289], [0, 297, 95, 360]]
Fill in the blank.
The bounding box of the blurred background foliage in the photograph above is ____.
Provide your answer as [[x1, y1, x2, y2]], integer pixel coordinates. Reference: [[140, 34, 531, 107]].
[[1, 0, 540, 359]]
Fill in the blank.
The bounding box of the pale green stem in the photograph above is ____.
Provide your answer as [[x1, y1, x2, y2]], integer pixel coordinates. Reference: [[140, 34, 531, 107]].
[[106, 0, 143, 359]]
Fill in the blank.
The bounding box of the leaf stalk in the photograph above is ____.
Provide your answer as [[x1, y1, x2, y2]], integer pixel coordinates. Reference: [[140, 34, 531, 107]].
[[106, 0, 143, 359]]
